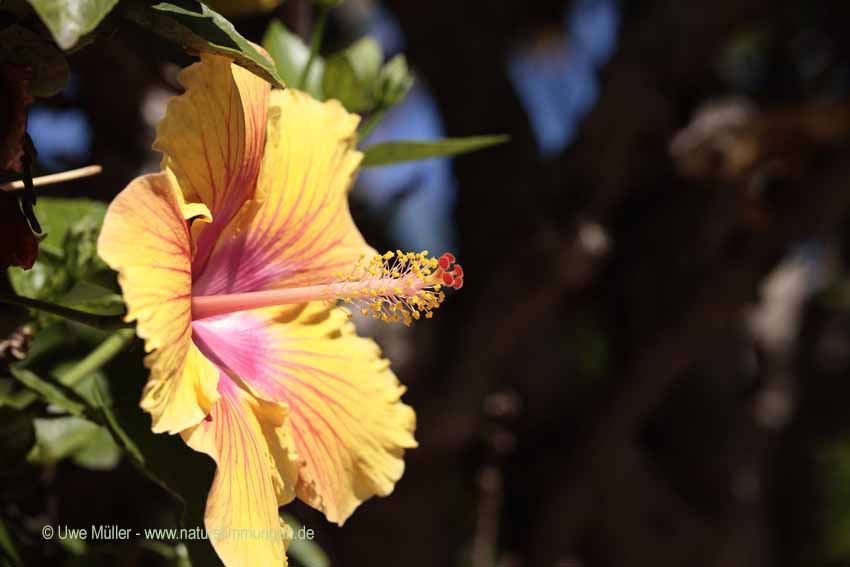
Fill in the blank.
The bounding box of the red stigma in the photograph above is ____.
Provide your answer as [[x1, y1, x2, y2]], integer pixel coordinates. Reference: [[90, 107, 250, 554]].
[[437, 253, 463, 291]]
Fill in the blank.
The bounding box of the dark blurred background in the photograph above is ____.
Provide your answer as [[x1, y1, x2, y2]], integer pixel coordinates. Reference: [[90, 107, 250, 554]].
[[12, 0, 850, 565]]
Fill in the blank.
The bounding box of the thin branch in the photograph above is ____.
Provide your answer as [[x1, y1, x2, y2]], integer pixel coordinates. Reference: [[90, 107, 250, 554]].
[[59, 329, 136, 386], [0, 293, 131, 331], [357, 109, 387, 143], [0, 165, 103, 192], [298, 5, 329, 89]]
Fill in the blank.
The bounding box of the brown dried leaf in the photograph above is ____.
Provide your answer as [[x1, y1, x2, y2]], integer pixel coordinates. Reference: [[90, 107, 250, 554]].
[[0, 193, 37, 269], [0, 63, 33, 175]]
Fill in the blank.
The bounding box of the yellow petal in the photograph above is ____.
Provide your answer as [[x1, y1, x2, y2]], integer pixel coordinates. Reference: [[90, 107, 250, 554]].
[[193, 89, 374, 295], [182, 376, 297, 567], [97, 171, 219, 434], [154, 52, 270, 268], [191, 303, 417, 524]]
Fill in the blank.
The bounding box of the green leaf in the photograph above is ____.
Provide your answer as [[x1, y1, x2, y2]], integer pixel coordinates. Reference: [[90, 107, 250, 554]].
[[71, 426, 122, 469], [60, 282, 125, 317], [0, 323, 91, 411], [31, 197, 106, 253], [343, 37, 383, 89], [50, 359, 109, 405], [12, 358, 151, 473], [93, 385, 196, 556], [282, 514, 330, 567], [26, 0, 119, 50], [28, 416, 121, 470], [0, 406, 35, 474], [0, 517, 23, 567], [360, 135, 510, 167], [123, 1, 284, 88], [262, 19, 324, 97], [0, 379, 20, 408], [0, 292, 129, 331], [56, 531, 86, 555], [9, 324, 130, 414], [323, 56, 372, 112], [376, 54, 413, 107], [0, 25, 70, 96], [8, 197, 117, 325], [7, 254, 69, 301], [63, 216, 108, 280], [9, 367, 87, 417], [92, 384, 145, 465], [16, 322, 66, 366], [7, 198, 116, 324], [322, 37, 383, 113]]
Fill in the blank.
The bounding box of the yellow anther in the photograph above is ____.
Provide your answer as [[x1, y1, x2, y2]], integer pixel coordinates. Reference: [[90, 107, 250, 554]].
[[341, 250, 450, 326]]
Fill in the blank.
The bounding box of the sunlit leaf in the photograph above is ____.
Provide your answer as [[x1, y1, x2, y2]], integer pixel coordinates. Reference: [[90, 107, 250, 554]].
[[7, 198, 114, 327], [63, 217, 108, 280], [26, 0, 119, 50], [376, 54, 413, 107], [343, 37, 383, 89], [361, 135, 510, 167], [123, 0, 284, 88], [31, 197, 106, 253], [323, 56, 372, 112], [323, 37, 383, 113], [262, 19, 324, 97]]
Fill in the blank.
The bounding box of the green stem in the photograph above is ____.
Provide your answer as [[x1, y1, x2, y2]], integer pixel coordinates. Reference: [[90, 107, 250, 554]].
[[357, 108, 387, 143], [0, 293, 131, 331], [8, 329, 134, 410], [298, 5, 330, 89], [59, 328, 136, 387]]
